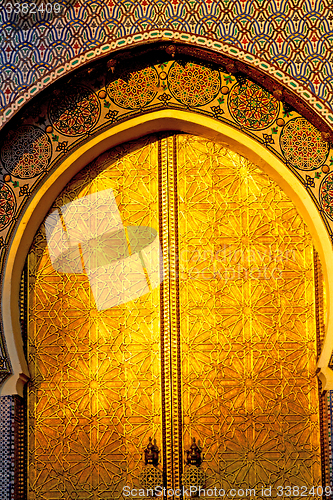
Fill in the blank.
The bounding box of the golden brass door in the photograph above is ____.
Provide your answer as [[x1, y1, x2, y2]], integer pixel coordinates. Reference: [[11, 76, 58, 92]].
[[26, 134, 324, 499]]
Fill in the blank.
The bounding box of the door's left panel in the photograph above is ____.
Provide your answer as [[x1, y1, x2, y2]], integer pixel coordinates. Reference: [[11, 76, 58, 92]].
[[26, 136, 162, 500]]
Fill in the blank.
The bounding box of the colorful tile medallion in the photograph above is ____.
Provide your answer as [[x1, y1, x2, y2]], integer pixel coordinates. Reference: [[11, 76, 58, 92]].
[[107, 66, 159, 110], [280, 117, 329, 171], [48, 85, 101, 136], [167, 61, 221, 107], [1, 125, 52, 178], [228, 81, 279, 130]]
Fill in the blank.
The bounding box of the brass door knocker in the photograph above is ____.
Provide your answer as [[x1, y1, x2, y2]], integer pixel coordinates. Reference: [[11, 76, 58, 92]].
[[182, 438, 206, 497], [139, 437, 163, 495]]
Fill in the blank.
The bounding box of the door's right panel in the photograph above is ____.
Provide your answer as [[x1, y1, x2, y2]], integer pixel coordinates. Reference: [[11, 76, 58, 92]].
[[177, 134, 322, 492]]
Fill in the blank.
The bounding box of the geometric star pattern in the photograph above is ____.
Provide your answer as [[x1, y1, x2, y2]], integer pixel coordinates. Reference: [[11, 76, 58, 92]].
[[280, 117, 329, 171], [48, 86, 101, 136], [27, 134, 323, 497], [228, 81, 279, 130], [27, 137, 162, 499], [177, 135, 322, 492]]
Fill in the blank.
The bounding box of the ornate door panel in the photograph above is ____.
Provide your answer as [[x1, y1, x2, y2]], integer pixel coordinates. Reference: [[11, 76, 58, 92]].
[[176, 135, 322, 492], [27, 137, 163, 499], [26, 134, 323, 499]]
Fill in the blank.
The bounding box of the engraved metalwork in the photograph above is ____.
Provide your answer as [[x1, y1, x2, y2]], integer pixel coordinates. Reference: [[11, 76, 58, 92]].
[[139, 466, 163, 492], [182, 466, 206, 494], [26, 133, 326, 498], [176, 134, 324, 491], [27, 137, 162, 499], [182, 438, 205, 496], [159, 136, 183, 491]]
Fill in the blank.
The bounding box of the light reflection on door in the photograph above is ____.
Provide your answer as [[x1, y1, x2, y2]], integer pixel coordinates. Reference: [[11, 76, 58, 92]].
[[26, 133, 323, 499]]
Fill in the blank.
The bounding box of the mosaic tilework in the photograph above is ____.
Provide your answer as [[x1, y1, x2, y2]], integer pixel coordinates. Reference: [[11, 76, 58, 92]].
[[1, 0, 333, 127], [0, 396, 16, 500], [228, 80, 279, 130], [0, 395, 25, 499]]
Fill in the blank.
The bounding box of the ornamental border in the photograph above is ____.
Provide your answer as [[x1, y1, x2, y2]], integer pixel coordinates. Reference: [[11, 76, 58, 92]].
[[1, 31, 333, 130]]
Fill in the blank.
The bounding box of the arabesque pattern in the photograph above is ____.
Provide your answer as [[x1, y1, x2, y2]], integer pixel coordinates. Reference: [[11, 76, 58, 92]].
[[0, 182, 16, 231], [320, 171, 333, 222], [1, 0, 333, 122]]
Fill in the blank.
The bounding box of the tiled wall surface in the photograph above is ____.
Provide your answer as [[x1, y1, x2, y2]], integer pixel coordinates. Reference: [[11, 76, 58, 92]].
[[1, 0, 333, 125]]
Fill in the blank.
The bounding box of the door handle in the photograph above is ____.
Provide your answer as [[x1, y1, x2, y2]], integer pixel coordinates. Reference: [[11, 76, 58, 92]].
[[140, 437, 163, 493], [182, 438, 206, 496]]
